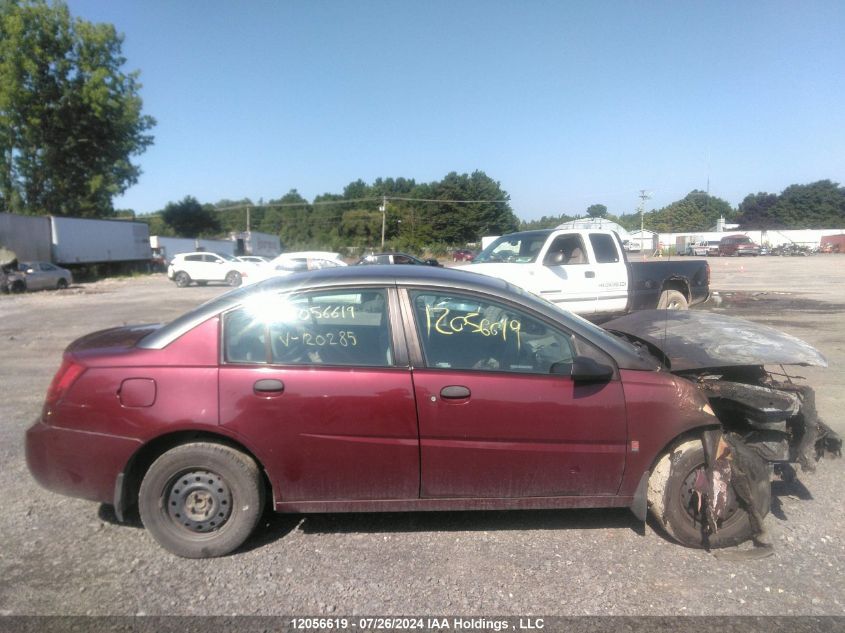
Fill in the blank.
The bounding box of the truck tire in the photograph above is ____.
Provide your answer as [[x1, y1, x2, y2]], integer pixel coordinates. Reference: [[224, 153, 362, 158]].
[[648, 439, 770, 548], [657, 289, 688, 310], [138, 442, 265, 558]]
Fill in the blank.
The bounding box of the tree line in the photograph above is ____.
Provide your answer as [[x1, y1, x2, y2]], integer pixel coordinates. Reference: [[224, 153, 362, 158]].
[[143, 172, 519, 253], [519, 180, 845, 234]]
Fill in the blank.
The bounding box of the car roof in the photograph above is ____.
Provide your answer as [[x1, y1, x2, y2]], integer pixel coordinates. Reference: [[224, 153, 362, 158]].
[[138, 265, 651, 370]]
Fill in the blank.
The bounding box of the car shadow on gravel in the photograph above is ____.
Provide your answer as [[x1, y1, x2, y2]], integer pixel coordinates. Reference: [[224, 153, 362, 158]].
[[243, 507, 641, 550]]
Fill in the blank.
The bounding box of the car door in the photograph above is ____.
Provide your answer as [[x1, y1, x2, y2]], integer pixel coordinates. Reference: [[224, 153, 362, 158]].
[[533, 233, 598, 314], [204, 254, 227, 281], [587, 233, 629, 314], [218, 286, 420, 501], [403, 288, 627, 498]]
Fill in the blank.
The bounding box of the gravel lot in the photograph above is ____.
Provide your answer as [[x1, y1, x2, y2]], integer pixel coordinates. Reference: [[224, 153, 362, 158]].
[[0, 256, 843, 616]]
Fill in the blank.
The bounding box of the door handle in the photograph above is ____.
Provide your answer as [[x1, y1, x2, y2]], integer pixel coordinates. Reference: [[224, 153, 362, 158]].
[[440, 385, 471, 399], [584, 270, 595, 278], [254, 379, 284, 395]]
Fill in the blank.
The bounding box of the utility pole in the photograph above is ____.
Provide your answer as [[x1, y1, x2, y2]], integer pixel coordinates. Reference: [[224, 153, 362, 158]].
[[638, 190, 650, 261], [380, 195, 387, 250], [246, 206, 251, 233]]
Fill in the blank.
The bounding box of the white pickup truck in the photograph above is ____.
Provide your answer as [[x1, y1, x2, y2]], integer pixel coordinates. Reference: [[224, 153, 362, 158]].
[[462, 228, 710, 318]]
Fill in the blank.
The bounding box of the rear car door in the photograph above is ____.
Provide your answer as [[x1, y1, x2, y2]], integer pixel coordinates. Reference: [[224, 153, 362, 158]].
[[403, 288, 627, 498], [219, 286, 420, 501], [587, 232, 629, 314]]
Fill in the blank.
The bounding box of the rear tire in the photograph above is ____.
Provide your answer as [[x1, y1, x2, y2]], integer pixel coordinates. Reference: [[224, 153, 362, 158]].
[[56, 278, 68, 289], [225, 271, 242, 287], [657, 289, 688, 310], [138, 442, 265, 558], [174, 271, 191, 288], [648, 439, 769, 548]]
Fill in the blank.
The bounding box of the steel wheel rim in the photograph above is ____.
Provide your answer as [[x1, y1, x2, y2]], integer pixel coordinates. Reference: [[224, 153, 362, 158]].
[[165, 469, 233, 534]]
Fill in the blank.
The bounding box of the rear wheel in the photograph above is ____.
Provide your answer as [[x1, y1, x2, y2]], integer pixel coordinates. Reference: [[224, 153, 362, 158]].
[[174, 271, 191, 288], [225, 271, 242, 287], [657, 289, 688, 310], [648, 439, 769, 548], [56, 278, 68, 289], [138, 442, 265, 558]]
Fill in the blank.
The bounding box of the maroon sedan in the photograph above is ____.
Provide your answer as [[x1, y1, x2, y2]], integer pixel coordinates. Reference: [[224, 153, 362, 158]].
[[452, 249, 475, 262], [26, 266, 833, 558]]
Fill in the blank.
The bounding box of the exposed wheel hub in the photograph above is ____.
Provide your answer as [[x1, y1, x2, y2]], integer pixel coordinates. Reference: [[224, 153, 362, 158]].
[[167, 469, 232, 533], [681, 466, 739, 526]]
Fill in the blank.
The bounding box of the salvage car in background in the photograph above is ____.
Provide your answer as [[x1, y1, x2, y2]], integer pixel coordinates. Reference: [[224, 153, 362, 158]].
[[719, 234, 761, 257], [15, 261, 73, 291], [357, 252, 441, 266], [167, 252, 252, 288], [26, 266, 839, 558], [452, 249, 476, 262]]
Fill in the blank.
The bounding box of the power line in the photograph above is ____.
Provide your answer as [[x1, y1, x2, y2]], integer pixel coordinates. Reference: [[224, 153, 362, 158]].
[[211, 196, 511, 213]]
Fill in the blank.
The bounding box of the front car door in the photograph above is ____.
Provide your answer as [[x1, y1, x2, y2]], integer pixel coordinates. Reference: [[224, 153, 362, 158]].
[[534, 233, 598, 314], [402, 288, 627, 498], [218, 286, 420, 502]]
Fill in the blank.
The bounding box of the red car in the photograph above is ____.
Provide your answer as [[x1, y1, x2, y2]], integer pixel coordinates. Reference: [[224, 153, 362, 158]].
[[452, 249, 476, 262], [26, 266, 837, 557]]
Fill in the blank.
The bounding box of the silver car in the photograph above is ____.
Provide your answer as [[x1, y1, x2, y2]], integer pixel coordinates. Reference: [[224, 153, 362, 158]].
[[17, 261, 73, 291]]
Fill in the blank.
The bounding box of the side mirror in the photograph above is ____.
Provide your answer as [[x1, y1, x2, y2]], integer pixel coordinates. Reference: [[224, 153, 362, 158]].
[[551, 356, 614, 383], [426, 259, 440, 266]]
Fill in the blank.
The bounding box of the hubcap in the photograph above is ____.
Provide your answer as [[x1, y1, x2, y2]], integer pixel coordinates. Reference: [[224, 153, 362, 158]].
[[167, 469, 232, 533]]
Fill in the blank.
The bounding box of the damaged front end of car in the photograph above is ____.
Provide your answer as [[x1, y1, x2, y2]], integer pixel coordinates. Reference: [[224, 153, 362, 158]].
[[605, 310, 841, 549]]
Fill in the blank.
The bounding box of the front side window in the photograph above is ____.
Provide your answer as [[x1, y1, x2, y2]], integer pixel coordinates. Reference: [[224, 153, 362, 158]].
[[544, 235, 588, 265], [410, 291, 574, 374], [223, 288, 393, 367], [185, 254, 203, 262]]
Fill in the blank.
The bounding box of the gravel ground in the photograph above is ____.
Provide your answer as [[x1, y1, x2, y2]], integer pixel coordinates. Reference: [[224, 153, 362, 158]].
[[0, 256, 843, 616]]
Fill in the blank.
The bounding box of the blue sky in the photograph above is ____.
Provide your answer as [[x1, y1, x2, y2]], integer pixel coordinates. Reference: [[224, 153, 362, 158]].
[[66, 1, 845, 220]]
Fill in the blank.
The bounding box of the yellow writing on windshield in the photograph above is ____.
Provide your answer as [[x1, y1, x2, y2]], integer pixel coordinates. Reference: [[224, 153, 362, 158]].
[[425, 305, 521, 351]]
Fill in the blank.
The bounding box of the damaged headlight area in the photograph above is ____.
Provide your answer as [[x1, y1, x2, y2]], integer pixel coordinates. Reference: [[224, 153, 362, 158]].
[[606, 310, 841, 550], [692, 366, 842, 472]]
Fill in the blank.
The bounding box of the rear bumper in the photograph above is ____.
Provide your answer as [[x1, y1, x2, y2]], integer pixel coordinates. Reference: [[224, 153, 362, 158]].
[[25, 420, 142, 506]]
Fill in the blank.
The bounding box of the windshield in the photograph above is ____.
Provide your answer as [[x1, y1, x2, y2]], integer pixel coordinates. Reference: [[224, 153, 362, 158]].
[[474, 231, 552, 264]]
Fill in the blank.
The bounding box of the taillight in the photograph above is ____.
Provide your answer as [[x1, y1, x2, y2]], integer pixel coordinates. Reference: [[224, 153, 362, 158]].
[[42, 358, 85, 420]]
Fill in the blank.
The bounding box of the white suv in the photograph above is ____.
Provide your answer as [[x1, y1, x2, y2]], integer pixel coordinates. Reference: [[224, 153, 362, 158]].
[[167, 252, 250, 288]]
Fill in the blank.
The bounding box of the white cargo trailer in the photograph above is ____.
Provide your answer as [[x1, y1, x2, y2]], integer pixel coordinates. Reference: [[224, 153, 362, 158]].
[[150, 235, 236, 265], [51, 217, 151, 264], [0, 213, 52, 261], [233, 231, 281, 258]]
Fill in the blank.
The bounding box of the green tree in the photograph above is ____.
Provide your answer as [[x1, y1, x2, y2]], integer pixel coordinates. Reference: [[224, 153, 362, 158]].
[[161, 196, 220, 237], [585, 204, 607, 218], [645, 191, 735, 232], [0, 0, 155, 216], [770, 180, 845, 228], [736, 192, 781, 229]]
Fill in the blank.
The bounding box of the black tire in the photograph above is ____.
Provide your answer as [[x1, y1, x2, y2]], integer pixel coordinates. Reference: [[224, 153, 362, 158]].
[[10, 279, 26, 293], [225, 271, 242, 287], [138, 442, 265, 558], [56, 278, 68, 289], [174, 271, 191, 288], [648, 439, 770, 549], [657, 289, 688, 310]]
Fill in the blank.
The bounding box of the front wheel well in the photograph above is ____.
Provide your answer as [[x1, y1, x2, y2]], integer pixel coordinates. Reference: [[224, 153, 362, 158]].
[[117, 430, 273, 520]]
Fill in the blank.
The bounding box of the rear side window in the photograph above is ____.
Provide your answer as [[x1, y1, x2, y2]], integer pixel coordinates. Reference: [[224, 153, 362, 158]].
[[223, 288, 393, 367], [589, 234, 619, 263]]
